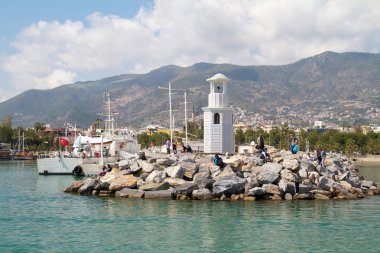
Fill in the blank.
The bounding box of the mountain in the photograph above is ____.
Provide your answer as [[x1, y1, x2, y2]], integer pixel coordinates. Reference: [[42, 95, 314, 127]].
[[1, 51, 379, 128]]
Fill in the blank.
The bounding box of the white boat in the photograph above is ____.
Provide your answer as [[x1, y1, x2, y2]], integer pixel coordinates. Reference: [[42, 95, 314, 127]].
[[37, 91, 140, 176]]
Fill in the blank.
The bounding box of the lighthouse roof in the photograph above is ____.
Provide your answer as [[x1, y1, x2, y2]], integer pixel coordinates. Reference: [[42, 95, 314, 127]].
[[206, 73, 230, 83]]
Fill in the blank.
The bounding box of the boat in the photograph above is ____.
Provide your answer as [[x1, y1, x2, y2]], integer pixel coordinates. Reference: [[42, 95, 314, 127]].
[[37, 90, 140, 176], [0, 143, 11, 159], [11, 131, 35, 160]]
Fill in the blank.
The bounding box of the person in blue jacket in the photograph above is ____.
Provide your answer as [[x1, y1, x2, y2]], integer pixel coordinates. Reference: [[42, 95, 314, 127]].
[[290, 138, 299, 154]]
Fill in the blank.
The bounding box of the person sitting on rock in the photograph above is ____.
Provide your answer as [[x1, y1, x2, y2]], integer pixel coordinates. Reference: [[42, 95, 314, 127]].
[[186, 144, 193, 153], [290, 138, 299, 154], [260, 148, 271, 163], [308, 171, 320, 187], [214, 154, 224, 167]]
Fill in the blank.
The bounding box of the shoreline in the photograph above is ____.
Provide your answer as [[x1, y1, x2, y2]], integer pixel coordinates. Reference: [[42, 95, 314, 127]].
[[354, 155, 380, 167]]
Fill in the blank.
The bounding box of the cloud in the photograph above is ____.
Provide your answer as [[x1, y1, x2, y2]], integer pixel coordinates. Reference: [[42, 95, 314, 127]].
[[1, 0, 380, 102]]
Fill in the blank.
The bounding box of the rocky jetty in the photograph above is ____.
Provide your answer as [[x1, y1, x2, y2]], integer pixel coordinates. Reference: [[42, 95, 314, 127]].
[[64, 148, 379, 201]]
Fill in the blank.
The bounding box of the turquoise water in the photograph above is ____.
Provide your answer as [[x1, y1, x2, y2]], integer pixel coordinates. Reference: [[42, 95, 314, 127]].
[[1, 160, 380, 253]]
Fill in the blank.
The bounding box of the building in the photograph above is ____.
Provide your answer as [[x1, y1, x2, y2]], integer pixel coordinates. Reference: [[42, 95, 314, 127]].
[[203, 73, 234, 154]]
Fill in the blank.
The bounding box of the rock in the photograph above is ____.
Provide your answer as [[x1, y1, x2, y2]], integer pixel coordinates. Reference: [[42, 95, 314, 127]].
[[294, 193, 314, 200], [156, 158, 175, 166], [299, 184, 315, 194], [115, 188, 145, 198], [284, 193, 293, 200], [146, 171, 167, 184], [340, 181, 353, 190], [272, 157, 284, 164], [310, 189, 332, 198], [118, 160, 130, 170], [144, 190, 174, 199], [164, 177, 187, 187], [280, 169, 295, 182], [212, 176, 245, 197], [94, 181, 110, 191], [194, 178, 215, 189], [139, 182, 170, 191], [231, 194, 244, 201], [256, 171, 279, 185], [244, 196, 257, 201], [164, 165, 185, 179], [130, 161, 142, 173], [262, 184, 281, 195], [262, 162, 283, 174], [99, 190, 113, 196], [173, 183, 199, 197], [182, 162, 199, 179], [278, 179, 296, 195], [140, 161, 156, 173], [137, 179, 146, 188], [78, 178, 99, 195], [211, 166, 222, 178], [271, 194, 282, 200], [192, 188, 213, 200], [346, 176, 361, 188], [314, 193, 330, 200], [147, 158, 157, 163], [246, 187, 266, 197], [361, 180, 374, 189], [179, 155, 196, 163], [244, 175, 259, 192], [319, 176, 343, 192], [64, 181, 84, 192], [241, 162, 253, 172], [282, 158, 299, 171], [193, 169, 211, 182], [109, 175, 138, 191], [217, 165, 235, 178]]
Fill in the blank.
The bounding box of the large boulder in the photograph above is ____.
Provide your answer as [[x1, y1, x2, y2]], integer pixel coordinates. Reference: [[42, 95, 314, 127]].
[[262, 184, 281, 195], [109, 175, 138, 191], [246, 187, 266, 197], [262, 162, 283, 174], [212, 176, 245, 197], [278, 179, 296, 195], [156, 158, 176, 166], [361, 180, 375, 189], [139, 160, 156, 173], [280, 169, 295, 182], [192, 188, 213, 200], [164, 165, 185, 179], [194, 177, 215, 189], [64, 181, 84, 192], [318, 176, 343, 192], [146, 171, 167, 183], [256, 171, 280, 185], [115, 188, 145, 198], [139, 182, 170, 191], [282, 158, 300, 171], [182, 162, 199, 180], [144, 190, 174, 199], [244, 175, 259, 192], [216, 165, 235, 178], [164, 177, 187, 187], [173, 183, 199, 197], [78, 178, 99, 195]]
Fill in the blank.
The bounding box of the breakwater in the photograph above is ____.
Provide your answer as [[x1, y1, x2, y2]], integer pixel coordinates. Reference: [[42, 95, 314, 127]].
[[64, 148, 379, 200]]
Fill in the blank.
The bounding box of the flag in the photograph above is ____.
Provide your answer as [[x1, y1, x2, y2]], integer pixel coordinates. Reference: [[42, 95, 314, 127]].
[[59, 137, 70, 146]]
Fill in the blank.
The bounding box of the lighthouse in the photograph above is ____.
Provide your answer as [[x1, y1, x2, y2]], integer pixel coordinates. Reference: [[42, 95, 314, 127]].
[[203, 73, 234, 154]]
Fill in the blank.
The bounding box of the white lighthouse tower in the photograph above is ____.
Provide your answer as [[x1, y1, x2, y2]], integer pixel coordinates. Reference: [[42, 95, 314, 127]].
[[203, 73, 234, 154]]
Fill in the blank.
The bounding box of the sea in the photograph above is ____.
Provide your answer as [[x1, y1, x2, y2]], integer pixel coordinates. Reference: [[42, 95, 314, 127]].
[[0, 160, 379, 253]]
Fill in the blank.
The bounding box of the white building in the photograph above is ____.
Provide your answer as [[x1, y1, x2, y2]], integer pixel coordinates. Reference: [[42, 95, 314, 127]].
[[203, 73, 234, 154]]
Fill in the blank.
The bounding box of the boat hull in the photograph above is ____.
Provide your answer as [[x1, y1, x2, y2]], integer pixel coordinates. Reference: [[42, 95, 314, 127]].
[[37, 156, 118, 176]]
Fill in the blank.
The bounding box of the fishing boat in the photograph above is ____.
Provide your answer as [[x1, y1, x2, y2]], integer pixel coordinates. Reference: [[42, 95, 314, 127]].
[[37, 90, 140, 176], [0, 143, 11, 159]]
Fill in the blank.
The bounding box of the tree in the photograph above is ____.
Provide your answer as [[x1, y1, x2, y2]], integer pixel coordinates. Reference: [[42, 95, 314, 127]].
[[345, 139, 357, 156]]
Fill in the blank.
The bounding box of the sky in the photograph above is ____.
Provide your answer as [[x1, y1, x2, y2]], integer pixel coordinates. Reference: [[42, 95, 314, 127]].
[[0, 0, 379, 102]]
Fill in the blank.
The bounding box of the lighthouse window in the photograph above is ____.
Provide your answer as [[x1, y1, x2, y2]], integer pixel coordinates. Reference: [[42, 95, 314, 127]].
[[214, 113, 220, 124]]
